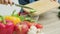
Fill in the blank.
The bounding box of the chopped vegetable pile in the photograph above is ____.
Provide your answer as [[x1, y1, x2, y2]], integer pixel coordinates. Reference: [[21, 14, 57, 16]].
[[0, 10, 43, 34]]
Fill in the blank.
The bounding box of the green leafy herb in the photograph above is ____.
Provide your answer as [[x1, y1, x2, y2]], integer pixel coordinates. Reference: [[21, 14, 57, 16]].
[[30, 9, 36, 13], [0, 16, 3, 21], [25, 17, 35, 22], [12, 10, 19, 17], [19, 16, 25, 21]]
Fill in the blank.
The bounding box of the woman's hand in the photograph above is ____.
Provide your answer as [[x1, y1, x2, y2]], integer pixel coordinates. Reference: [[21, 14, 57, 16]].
[[50, 0, 56, 2], [0, 0, 12, 5]]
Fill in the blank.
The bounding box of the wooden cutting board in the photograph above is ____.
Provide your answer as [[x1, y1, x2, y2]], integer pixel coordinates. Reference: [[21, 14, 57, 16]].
[[24, 0, 60, 16]]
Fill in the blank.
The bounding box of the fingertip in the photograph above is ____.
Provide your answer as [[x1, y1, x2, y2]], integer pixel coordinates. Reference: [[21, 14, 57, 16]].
[[0, 0, 2, 4], [8, 0, 13, 6], [10, 2, 13, 6], [4, 0, 8, 5]]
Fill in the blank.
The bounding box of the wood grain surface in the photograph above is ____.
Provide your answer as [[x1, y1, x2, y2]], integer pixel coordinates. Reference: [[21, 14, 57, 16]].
[[37, 8, 60, 34], [25, 0, 59, 16]]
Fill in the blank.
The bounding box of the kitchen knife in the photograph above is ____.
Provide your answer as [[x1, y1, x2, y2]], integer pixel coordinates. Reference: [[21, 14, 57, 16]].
[[13, 3, 33, 10]]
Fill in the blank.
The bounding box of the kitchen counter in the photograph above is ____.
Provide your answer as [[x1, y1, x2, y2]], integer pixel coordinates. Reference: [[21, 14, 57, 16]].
[[38, 8, 60, 34]]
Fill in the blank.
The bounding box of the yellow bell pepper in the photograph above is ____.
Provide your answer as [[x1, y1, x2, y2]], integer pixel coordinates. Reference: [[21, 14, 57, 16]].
[[5, 16, 21, 25]]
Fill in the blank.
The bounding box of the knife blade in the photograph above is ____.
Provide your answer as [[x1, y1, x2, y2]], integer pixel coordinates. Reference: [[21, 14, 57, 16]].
[[14, 3, 33, 10]]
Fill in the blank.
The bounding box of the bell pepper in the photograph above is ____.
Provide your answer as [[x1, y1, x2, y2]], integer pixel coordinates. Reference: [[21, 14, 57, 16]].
[[15, 21, 33, 34], [0, 16, 14, 34], [5, 16, 21, 25], [15, 24, 29, 34]]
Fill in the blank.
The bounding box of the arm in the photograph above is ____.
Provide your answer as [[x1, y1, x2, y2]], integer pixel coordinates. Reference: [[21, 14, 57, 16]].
[[18, 0, 29, 5]]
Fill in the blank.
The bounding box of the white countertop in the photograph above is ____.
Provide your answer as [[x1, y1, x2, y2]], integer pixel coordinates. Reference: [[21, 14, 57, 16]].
[[0, 0, 21, 16]]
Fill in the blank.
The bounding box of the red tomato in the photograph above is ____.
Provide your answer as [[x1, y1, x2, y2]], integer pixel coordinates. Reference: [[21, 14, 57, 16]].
[[32, 23, 43, 29], [21, 21, 32, 28]]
